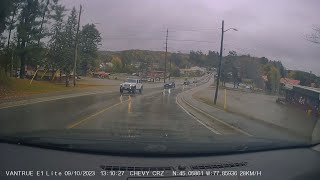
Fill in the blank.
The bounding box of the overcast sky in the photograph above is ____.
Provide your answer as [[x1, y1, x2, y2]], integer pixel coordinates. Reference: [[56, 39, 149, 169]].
[[62, 0, 320, 74]]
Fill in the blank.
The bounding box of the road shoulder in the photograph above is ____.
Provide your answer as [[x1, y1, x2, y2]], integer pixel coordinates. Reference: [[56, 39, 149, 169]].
[[178, 78, 310, 141]]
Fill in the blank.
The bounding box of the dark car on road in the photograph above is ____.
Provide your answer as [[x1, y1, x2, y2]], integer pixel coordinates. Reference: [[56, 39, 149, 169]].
[[183, 80, 190, 85], [164, 82, 175, 89]]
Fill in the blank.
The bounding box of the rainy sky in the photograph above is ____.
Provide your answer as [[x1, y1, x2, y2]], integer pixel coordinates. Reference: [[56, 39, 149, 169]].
[[62, 0, 320, 74]]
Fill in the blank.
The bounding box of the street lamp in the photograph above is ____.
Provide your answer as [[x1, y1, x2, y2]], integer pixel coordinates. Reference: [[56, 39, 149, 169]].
[[213, 20, 238, 105]]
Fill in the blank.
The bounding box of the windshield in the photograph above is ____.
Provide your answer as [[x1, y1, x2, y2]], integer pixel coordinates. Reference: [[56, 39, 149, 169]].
[[0, 0, 319, 155], [125, 79, 137, 83]]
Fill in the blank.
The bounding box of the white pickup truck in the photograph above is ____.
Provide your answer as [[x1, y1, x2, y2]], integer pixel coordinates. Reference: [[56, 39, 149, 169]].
[[120, 78, 143, 94]]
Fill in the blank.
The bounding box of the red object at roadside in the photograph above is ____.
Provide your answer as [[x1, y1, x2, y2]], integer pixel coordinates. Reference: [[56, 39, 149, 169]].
[[93, 72, 111, 78]]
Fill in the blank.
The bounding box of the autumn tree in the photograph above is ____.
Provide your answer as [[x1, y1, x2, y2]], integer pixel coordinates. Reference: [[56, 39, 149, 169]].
[[267, 67, 281, 94], [78, 24, 101, 75], [111, 56, 123, 73]]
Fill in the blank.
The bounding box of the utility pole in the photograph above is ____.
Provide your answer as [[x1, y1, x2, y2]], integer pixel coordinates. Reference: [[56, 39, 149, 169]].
[[164, 28, 168, 83], [310, 71, 313, 87], [10, 48, 15, 77], [73, 5, 82, 87], [169, 36, 171, 80], [169, 56, 171, 81], [214, 20, 224, 105], [8, 6, 17, 77]]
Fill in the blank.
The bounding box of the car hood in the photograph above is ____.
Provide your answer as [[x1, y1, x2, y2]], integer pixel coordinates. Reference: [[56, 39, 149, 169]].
[[122, 82, 135, 86], [0, 129, 310, 156]]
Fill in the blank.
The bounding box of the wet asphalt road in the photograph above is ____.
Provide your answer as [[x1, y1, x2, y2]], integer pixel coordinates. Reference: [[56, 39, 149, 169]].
[[1, 76, 313, 143], [0, 85, 215, 138]]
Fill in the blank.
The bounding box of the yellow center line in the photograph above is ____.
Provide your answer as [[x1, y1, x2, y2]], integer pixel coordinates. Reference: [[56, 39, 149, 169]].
[[67, 90, 162, 129], [67, 99, 130, 129]]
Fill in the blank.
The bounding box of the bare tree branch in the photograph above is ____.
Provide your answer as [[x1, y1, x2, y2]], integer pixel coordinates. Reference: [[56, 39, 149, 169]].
[[306, 25, 320, 44], [312, 26, 320, 32]]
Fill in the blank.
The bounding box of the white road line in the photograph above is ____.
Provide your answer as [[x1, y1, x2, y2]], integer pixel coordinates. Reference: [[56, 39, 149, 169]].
[[176, 95, 221, 135], [181, 95, 252, 136], [176, 76, 252, 136]]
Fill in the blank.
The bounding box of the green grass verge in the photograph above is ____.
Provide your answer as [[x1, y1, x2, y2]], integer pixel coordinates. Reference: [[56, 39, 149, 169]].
[[0, 78, 95, 99]]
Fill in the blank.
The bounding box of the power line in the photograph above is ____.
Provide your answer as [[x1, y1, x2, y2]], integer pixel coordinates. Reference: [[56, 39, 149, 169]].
[[167, 29, 218, 33], [103, 37, 219, 44], [102, 29, 219, 36], [103, 37, 165, 41], [168, 39, 217, 43], [103, 31, 166, 36], [164, 26, 219, 31]]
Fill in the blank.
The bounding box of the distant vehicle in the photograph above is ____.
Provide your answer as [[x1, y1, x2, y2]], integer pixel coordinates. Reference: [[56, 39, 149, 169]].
[[93, 72, 110, 79], [120, 78, 143, 94], [147, 78, 153, 82], [183, 80, 190, 85], [164, 82, 175, 89]]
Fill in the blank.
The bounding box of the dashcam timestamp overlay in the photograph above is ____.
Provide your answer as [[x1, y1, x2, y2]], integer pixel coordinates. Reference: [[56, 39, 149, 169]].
[[2, 170, 262, 177], [171, 170, 262, 176]]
